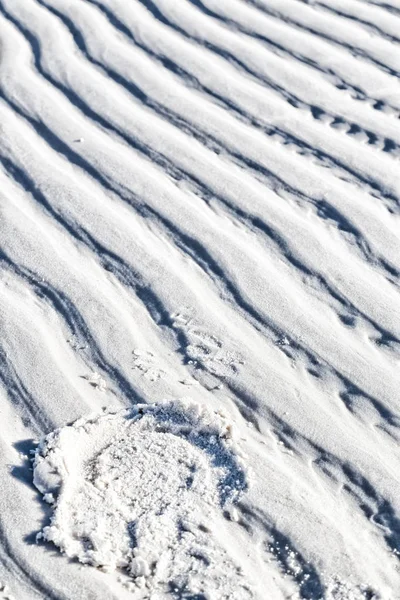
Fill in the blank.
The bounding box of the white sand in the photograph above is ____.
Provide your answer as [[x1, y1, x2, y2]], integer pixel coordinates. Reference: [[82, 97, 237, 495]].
[[0, 0, 400, 598], [33, 401, 251, 597]]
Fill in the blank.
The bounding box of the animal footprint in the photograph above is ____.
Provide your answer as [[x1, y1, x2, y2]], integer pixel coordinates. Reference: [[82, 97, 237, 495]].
[[83, 371, 107, 392], [171, 312, 244, 378], [132, 349, 166, 382]]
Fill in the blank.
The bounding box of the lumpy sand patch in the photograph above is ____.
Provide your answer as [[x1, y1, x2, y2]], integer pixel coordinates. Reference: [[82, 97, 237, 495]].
[[33, 400, 253, 598]]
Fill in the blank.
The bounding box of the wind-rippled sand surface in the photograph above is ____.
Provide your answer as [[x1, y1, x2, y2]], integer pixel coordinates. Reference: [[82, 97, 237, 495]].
[[0, 0, 400, 598]]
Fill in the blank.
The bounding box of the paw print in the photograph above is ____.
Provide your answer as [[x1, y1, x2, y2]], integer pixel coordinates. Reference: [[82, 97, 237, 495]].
[[83, 371, 107, 392], [171, 311, 244, 378], [132, 350, 166, 382]]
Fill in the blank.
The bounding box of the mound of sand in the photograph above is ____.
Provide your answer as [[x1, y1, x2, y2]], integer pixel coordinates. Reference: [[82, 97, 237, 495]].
[[33, 400, 253, 598]]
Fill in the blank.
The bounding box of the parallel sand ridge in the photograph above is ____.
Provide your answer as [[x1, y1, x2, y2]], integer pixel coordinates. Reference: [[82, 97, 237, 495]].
[[0, 0, 400, 598]]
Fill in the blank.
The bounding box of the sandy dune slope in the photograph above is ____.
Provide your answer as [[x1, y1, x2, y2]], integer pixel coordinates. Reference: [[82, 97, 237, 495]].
[[0, 0, 400, 598]]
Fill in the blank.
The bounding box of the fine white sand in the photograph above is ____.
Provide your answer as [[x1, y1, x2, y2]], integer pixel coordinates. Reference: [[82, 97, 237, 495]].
[[33, 401, 251, 598], [1, 0, 400, 598]]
